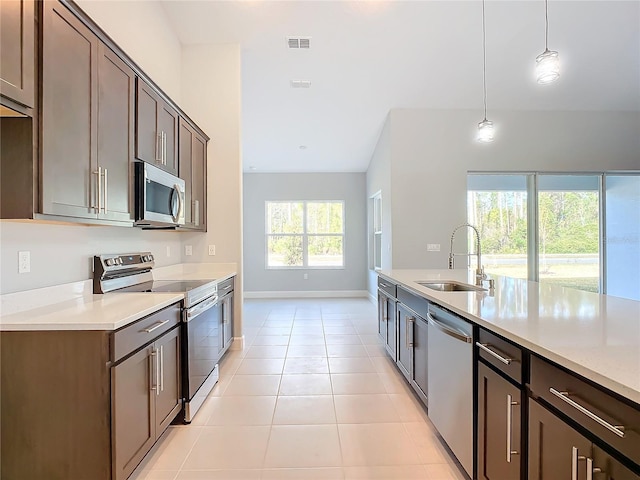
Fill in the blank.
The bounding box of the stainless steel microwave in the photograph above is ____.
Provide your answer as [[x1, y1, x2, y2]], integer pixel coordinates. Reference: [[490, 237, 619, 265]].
[[134, 162, 185, 228]]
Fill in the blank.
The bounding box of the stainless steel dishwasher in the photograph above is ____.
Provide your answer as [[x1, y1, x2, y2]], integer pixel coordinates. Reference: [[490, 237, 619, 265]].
[[427, 303, 474, 477]]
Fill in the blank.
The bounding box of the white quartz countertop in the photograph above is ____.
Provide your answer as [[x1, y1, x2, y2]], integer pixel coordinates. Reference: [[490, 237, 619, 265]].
[[379, 269, 640, 405], [0, 263, 237, 332]]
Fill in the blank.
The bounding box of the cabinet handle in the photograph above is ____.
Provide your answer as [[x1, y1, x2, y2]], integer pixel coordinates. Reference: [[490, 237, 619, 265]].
[[92, 166, 102, 212], [155, 347, 160, 396], [506, 394, 519, 463], [380, 282, 389, 288], [550, 388, 625, 438], [406, 316, 415, 348], [159, 345, 164, 392], [143, 319, 170, 333], [572, 446, 588, 480], [586, 457, 603, 480], [163, 131, 167, 165], [103, 168, 108, 213], [150, 348, 158, 392], [476, 342, 513, 365], [156, 132, 163, 163]]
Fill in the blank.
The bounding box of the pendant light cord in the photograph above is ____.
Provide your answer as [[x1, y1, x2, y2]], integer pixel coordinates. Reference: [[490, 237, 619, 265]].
[[544, 0, 549, 51], [482, 0, 487, 120]]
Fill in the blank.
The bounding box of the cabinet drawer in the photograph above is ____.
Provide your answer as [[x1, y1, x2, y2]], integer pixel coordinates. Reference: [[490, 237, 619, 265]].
[[397, 286, 428, 317], [378, 277, 396, 298], [530, 355, 640, 466], [217, 276, 234, 296], [477, 328, 523, 384], [112, 303, 181, 362]]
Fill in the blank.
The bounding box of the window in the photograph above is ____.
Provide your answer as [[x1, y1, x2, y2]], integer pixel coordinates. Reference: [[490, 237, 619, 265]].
[[468, 172, 640, 300], [371, 192, 382, 270], [266, 201, 344, 268]]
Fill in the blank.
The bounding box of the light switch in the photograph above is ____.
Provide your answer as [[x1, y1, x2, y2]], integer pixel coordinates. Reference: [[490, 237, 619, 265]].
[[427, 243, 441, 252]]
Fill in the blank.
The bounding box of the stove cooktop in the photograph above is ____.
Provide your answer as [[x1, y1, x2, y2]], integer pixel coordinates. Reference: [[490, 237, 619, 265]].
[[118, 279, 217, 308]]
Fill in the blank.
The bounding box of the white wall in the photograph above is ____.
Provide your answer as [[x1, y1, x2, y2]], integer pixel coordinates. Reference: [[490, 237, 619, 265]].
[[76, 0, 182, 101], [365, 115, 393, 296], [0, 222, 184, 294], [180, 44, 244, 333], [366, 109, 640, 295], [243, 173, 367, 295]]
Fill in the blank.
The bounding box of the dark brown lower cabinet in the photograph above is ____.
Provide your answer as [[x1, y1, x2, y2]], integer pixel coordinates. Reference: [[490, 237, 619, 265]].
[[528, 399, 640, 480], [396, 303, 413, 381], [112, 326, 182, 480], [477, 361, 522, 480], [378, 289, 397, 360]]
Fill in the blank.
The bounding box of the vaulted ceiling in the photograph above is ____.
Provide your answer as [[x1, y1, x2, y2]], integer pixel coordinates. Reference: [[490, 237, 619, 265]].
[[161, 1, 640, 172]]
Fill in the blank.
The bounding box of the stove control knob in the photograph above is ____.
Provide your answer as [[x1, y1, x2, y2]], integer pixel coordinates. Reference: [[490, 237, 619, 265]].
[[117, 257, 123, 265], [148, 254, 154, 262], [105, 258, 114, 266], [143, 255, 149, 262]]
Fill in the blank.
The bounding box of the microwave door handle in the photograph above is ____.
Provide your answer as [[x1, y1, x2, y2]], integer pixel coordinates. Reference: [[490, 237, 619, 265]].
[[171, 184, 183, 223]]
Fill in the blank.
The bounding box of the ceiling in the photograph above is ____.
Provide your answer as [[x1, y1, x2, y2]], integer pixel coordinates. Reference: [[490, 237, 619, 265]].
[[160, 1, 640, 173]]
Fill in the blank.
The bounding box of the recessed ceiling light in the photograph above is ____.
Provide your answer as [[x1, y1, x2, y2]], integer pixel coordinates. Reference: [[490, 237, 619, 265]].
[[249, 165, 257, 171], [298, 145, 307, 150]]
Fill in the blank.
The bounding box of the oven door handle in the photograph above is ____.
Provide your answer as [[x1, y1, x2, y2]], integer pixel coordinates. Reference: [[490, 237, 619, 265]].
[[186, 295, 219, 322]]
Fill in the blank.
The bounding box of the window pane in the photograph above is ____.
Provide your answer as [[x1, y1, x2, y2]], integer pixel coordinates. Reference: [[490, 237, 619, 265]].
[[605, 175, 640, 300], [538, 175, 600, 293], [267, 202, 303, 234], [267, 235, 303, 267], [467, 175, 528, 279], [307, 202, 343, 234], [374, 232, 382, 270], [308, 236, 344, 267]]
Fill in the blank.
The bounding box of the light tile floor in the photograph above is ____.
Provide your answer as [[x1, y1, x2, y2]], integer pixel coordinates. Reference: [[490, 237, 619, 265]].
[[131, 298, 467, 480]]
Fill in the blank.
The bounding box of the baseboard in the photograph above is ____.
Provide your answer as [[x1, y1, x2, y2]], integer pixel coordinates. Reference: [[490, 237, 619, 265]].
[[243, 290, 369, 299], [368, 292, 376, 304], [231, 335, 245, 350]]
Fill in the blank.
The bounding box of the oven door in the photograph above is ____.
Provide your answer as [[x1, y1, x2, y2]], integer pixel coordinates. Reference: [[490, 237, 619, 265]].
[[184, 295, 220, 403], [134, 162, 185, 227]]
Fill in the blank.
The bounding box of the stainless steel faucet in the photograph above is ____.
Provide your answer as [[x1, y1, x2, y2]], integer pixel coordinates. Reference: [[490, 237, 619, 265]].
[[448, 223, 487, 286]]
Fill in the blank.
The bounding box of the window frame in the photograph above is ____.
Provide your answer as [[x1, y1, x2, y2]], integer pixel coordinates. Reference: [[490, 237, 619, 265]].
[[265, 200, 346, 270]]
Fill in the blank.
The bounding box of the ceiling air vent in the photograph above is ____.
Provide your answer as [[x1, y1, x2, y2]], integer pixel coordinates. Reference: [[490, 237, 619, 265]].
[[290, 80, 312, 88], [287, 37, 311, 49]]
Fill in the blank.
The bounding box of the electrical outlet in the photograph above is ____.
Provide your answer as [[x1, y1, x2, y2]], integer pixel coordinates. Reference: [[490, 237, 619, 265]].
[[303, 273, 308, 280], [185, 245, 193, 256], [18, 251, 30, 273], [427, 243, 441, 252], [208, 245, 216, 256], [166, 246, 171, 257]]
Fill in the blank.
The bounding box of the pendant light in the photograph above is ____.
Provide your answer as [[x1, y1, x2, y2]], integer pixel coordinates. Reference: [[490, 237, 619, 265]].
[[536, 0, 560, 84], [477, 0, 494, 143]]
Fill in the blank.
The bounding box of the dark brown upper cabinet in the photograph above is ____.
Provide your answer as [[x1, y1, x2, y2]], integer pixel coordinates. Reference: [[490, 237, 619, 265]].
[[136, 78, 179, 176], [0, 0, 35, 111], [179, 117, 207, 231], [41, 1, 134, 223]]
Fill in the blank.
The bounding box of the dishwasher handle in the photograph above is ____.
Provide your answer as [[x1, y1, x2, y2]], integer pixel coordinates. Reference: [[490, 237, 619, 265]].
[[427, 312, 472, 343]]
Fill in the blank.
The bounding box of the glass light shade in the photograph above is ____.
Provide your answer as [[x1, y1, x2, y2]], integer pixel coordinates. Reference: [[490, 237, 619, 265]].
[[536, 49, 560, 84], [477, 119, 494, 143]]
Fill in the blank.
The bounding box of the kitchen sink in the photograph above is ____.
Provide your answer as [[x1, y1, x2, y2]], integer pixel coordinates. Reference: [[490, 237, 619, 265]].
[[415, 281, 486, 292]]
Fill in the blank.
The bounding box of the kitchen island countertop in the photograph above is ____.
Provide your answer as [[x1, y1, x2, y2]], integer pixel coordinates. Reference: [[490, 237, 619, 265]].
[[379, 269, 640, 405]]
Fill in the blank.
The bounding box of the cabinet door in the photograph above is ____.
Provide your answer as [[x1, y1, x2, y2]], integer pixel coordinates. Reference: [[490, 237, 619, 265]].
[[111, 345, 155, 480], [593, 446, 640, 480], [41, 0, 98, 219], [385, 298, 397, 360], [135, 78, 160, 166], [155, 327, 182, 434], [158, 102, 179, 175], [396, 303, 413, 381], [179, 120, 194, 225], [529, 399, 592, 480], [97, 44, 134, 223], [0, 0, 35, 108], [411, 314, 428, 403], [191, 130, 207, 230], [221, 292, 234, 352], [478, 362, 521, 480]]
